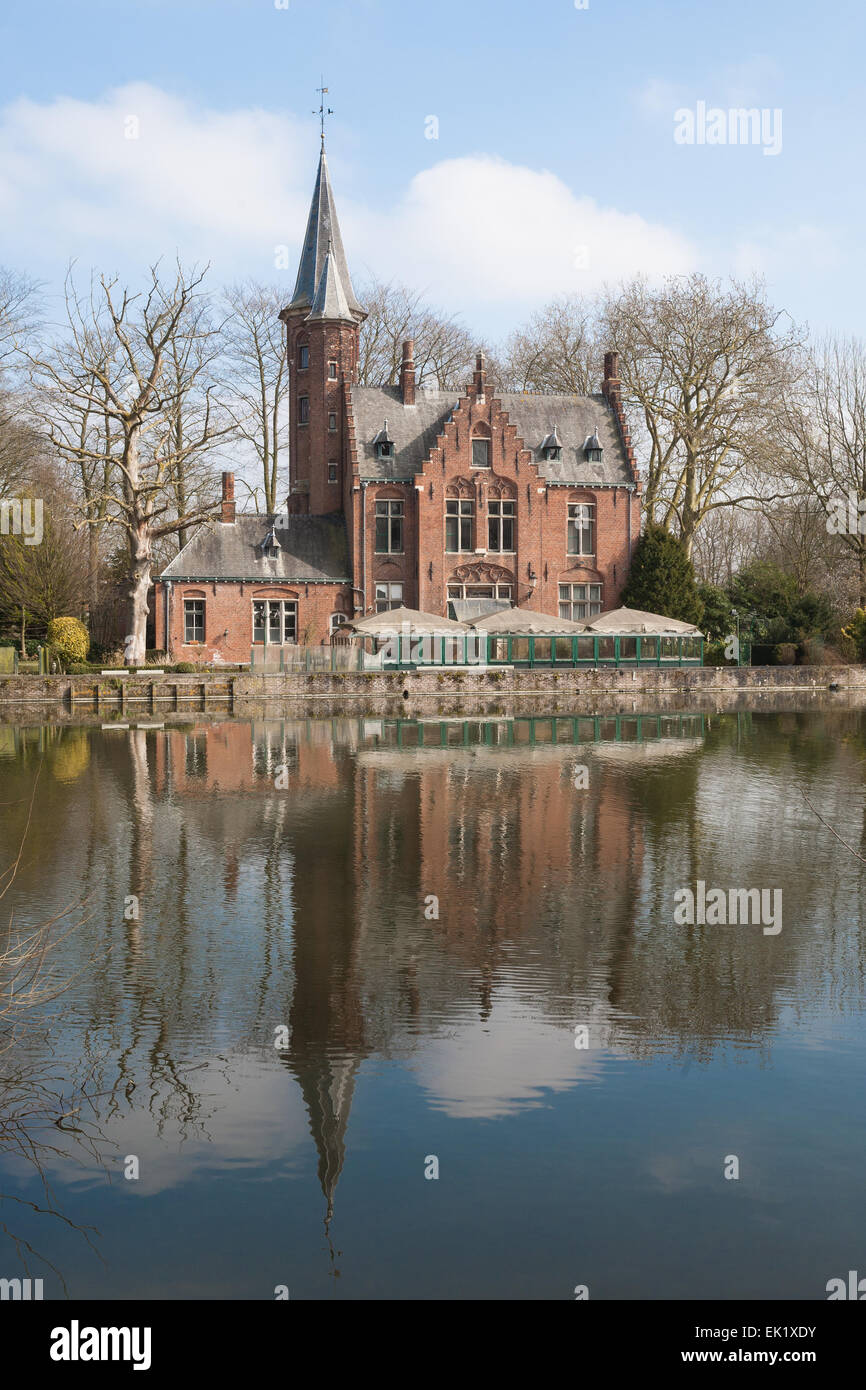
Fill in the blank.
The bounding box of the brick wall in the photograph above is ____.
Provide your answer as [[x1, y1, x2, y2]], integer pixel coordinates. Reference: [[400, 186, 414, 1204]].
[[153, 579, 350, 663], [410, 368, 639, 619], [283, 313, 358, 517]]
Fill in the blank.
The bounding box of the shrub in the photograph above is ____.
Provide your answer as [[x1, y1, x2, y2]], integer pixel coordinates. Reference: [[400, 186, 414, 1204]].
[[621, 524, 704, 626], [773, 643, 797, 666], [172, 662, 198, 674], [696, 583, 734, 642], [702, 640, 730, 667], [46, 617, 89, 664], [841, 609, 866, 662], [67, 662, 94, 674]]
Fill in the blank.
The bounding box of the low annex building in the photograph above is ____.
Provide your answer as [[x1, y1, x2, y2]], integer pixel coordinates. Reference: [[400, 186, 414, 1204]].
[[155, 144, 641, 665]]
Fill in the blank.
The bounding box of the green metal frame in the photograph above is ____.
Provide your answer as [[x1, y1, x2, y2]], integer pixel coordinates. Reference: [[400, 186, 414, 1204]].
[[483, 632, 704, 669], [385, 712, 706, 746]]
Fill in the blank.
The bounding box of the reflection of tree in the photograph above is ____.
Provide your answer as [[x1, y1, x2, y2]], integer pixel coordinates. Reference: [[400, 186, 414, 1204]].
[[4, 708, 865, 1274], [0, 776, 104, 1289]]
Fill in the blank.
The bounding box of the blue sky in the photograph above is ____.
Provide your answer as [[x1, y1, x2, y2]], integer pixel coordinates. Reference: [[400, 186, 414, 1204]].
[[1, 0, 863, 340]]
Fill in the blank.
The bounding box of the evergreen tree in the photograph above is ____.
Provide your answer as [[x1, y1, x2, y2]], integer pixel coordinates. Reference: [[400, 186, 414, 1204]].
[[621, 523, 705, 625]]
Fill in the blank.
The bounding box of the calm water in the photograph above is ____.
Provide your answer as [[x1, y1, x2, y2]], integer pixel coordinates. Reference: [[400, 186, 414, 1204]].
[[0, 709, 864, 1300]]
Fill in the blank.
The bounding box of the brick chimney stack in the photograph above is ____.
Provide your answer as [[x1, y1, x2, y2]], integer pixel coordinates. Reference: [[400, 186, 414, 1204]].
[[602, 350, 621, 406], [400, 338, 416, 405], [221, 471, 236, 524], [472, 350, 487, 398]]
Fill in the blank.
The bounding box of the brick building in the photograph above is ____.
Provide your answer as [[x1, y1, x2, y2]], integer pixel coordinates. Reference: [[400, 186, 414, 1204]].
[[155, 145, 641, 664]]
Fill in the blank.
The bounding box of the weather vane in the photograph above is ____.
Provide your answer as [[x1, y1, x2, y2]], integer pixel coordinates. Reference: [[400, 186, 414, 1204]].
[[313, 79, 333, 143]]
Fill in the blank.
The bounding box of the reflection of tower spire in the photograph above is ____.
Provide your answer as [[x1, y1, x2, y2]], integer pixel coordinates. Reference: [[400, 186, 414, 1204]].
[[292, 1050, 359, 1226]]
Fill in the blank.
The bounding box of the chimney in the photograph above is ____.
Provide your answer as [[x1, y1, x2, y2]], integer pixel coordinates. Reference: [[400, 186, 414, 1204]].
[[221, 471, 236, 524], [472, 350, 487, 398], [400, 339, 416, 405], [602, 350, 621, 404]]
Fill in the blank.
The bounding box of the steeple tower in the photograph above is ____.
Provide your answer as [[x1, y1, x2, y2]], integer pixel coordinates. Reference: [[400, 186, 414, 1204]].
[[284, 146, 364, 319], [281, 144, 365, 517]]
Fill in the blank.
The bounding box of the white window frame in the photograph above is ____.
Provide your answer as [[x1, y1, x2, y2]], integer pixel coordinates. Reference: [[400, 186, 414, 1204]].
[[375, 582, 403, 613], [252, 598, 298, 645], [558, 583, 602, 620], [567, 503, 595, 557], [445, 498, 474, 552], [184, 598, 205, 645], [488, 498, 515, 553], [471, 438, 490, 468]]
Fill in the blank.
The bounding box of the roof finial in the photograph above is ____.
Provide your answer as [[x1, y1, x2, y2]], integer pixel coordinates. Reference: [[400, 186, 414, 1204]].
[[313, 78, 333, 144]]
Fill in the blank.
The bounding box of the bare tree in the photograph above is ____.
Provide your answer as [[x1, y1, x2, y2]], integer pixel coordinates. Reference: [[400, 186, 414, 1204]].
[[776, 336, 866, 605], [25, 263, 232, 664], [0, 267, 40, 377], [0, 268, 43, 499], [356, 278, 475, 390], [492, 295, 601, 395], [602, 273, 803, 556], [221, 283, 288, 515]]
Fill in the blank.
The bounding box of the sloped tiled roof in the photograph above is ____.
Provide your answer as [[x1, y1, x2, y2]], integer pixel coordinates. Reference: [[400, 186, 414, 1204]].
[[284, 147, 364, 319], [350, 385, 455, 478], [348, 385, 633, 486], [159, 514, 350, 582], [306, 245, 355, 323]]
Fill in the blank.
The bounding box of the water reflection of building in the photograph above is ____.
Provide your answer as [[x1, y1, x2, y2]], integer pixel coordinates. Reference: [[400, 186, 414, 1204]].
[[145, 715, 710, 1222], [26, 713, 792, 1226]]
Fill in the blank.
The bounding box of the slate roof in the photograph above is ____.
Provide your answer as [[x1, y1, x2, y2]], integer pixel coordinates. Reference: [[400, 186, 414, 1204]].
[[348, 385, 633, 486], [306, 245, 355, 323], [284, 148, 364, 319], [159, 514, 350, 583], [350, 386, 456, 479]]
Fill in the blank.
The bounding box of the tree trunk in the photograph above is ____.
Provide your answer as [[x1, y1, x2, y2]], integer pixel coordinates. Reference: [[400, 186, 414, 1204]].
[[19, 607, 26, 659], [125, 500, 152, 666]]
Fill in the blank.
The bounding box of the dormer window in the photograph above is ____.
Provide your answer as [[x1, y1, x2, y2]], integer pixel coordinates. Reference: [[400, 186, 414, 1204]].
[[260, 526, 281, 561], [584, 428, 603, 464], [373, 419, 395, 461], [540, 426, 562, 462]]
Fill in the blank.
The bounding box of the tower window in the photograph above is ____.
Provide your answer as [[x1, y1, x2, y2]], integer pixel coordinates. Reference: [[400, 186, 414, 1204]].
[[328, 413, 337, 432], [328, 462, 338, 483], [298, 396, 310, 424], [298, 345, 309, 370], [328, 361, 338, 379]]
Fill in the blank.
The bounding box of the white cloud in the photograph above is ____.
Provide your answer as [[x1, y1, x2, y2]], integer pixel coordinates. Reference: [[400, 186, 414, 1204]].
[[733, 223, 843, 280], [356, 155, 695, 306], [0, 83, 695, 316]]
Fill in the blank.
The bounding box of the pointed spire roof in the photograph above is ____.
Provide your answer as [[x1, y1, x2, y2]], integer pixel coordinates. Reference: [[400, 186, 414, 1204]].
[[286, 147, 364, 318], [306, 239, 355, 323]]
